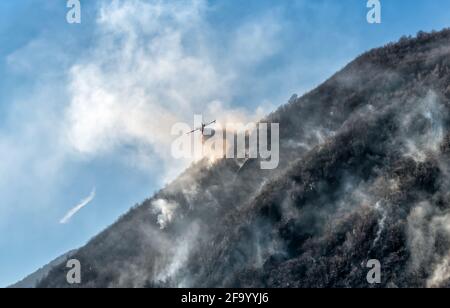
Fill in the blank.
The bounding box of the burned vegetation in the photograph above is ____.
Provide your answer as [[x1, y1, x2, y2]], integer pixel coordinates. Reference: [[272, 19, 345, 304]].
[[39, 29, 450, 288]]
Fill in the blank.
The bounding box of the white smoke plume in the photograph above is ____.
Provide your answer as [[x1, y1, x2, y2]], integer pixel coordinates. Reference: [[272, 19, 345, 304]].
[[402, 91, 445, 162], [407, 201, 450, 287], [151, 199, 179, 230], [372, 200, 387, 248], [155, 221, 201, 287], [427, 256, 450, 288], [64, 0, 275, 184]]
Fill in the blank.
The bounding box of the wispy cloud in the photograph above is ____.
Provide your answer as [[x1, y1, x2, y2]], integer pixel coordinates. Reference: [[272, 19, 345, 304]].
[[59, 188, 96, 224]]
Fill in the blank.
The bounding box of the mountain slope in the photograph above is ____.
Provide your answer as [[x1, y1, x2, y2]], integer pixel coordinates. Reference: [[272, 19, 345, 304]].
[[38, 29, 450, 288], [9, 251, 75, 288]]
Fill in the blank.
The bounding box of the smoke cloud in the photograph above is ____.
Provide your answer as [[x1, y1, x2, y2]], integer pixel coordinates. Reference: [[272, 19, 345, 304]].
[[64, 0, 275, 184]]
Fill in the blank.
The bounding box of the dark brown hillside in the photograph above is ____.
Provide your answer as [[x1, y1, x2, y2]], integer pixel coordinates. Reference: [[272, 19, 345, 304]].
[[38, 28, 450, 288]]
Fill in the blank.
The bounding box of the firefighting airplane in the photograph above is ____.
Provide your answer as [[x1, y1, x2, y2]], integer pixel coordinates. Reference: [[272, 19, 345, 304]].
[[186, 120, 216, 136]]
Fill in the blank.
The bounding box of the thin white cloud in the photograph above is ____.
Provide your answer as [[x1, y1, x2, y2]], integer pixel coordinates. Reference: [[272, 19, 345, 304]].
[[59, 188, 96, 224]]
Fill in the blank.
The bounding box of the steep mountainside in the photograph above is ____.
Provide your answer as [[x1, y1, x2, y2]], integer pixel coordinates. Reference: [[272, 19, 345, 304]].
[[38, 29, 450, 288]]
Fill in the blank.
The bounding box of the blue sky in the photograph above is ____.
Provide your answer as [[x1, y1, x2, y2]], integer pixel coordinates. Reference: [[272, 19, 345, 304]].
[[0, 0, 450, 287]]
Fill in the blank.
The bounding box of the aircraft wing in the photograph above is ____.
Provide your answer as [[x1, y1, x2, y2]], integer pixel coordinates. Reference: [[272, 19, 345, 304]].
[[186, 128, 201, 135]]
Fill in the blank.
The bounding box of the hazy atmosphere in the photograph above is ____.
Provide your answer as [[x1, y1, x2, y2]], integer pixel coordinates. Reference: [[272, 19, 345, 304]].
[[2, 0, 450, 290]]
